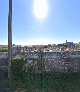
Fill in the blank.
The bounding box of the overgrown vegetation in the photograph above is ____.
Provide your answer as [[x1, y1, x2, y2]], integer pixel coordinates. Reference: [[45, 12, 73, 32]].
[[0, 59, 80, 92]]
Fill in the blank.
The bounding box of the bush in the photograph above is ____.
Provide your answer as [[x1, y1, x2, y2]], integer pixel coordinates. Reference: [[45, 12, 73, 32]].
[[11, 59, 26, 81]]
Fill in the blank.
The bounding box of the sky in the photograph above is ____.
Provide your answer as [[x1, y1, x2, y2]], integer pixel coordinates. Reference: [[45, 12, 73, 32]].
[[0, 0, 80, 45]]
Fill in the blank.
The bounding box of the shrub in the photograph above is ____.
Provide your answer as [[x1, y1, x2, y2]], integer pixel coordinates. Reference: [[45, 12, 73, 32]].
[[11, 59, 26, 81]]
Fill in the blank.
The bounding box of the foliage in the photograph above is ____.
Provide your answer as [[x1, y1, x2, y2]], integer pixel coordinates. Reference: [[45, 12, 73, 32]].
[[1, 59, 80, 91], [10, 59, 80, 91], [11, 59, 26, 81], [43, 45, 48, 48]]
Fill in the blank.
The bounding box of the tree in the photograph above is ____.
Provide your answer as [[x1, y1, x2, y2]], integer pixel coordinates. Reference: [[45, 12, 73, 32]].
[[8, 0, 12, 78]]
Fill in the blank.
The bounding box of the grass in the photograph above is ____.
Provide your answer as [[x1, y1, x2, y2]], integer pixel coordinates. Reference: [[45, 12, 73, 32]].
[[22, 73, 80, 92], [0, 72, 80, 92], [1, 47, 8, 52]]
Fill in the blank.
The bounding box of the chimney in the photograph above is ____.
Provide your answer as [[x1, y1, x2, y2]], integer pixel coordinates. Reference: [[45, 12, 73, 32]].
[[66, 40, 67, 43]]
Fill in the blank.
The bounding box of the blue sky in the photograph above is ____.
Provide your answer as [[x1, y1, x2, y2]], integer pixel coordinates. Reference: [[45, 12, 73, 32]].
[[0, 0, 80, 45]]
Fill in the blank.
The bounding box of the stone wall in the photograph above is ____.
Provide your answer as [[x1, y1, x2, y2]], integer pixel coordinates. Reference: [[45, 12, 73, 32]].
[[23, 57, 80, 73]]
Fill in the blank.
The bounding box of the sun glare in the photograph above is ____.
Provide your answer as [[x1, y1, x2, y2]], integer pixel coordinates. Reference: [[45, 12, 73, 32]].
[[33, 0, 48, 23]]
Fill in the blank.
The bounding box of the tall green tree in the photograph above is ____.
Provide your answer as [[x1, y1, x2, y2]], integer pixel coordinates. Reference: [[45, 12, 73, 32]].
[[8, 0, 12, 78]]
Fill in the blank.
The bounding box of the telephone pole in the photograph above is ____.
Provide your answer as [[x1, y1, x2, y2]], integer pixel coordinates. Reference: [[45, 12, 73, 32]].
[[8, 0, 12, 78]]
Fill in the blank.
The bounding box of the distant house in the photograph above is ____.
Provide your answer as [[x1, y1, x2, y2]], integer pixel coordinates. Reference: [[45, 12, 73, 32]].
[[65, 40, 75, 49]]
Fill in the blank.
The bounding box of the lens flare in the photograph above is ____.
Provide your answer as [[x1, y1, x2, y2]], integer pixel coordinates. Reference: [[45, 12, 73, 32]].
[[33, 0, 48, 23]]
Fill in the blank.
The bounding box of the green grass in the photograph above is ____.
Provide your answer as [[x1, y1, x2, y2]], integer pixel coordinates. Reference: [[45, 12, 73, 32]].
[[1, 47, 8, 52], [0, 45, 8, 52], [1, 72, 80, 92]]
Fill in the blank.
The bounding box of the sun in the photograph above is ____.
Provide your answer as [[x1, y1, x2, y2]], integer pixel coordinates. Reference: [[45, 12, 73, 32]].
[[33, 0, 48, 23]]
